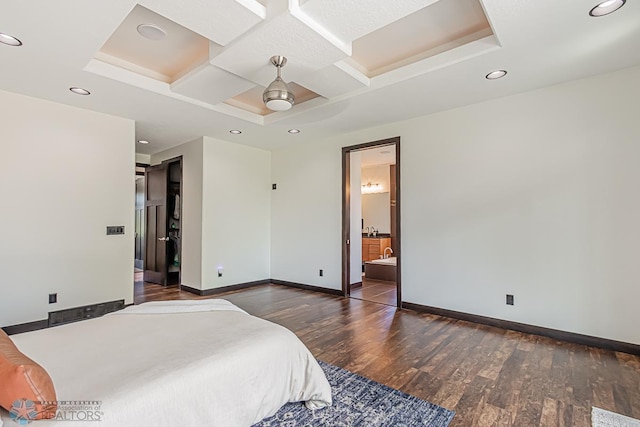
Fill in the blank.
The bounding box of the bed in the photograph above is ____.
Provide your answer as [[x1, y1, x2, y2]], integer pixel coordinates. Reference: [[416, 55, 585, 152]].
[[0, 299, 332, 426]]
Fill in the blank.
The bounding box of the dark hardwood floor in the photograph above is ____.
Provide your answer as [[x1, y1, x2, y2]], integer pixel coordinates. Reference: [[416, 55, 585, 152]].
[[350, 278, 397, 306], [134, 280, 640, 427]]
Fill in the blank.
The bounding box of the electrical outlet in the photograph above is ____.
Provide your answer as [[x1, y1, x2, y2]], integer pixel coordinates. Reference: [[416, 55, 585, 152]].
[[272, 183, 277, 190], [106, 226, 125, 235], [506, 294, 514, 305], [49, 293, 57, 304], [319, 269, 323, 277], [217, 266, 223, 277]]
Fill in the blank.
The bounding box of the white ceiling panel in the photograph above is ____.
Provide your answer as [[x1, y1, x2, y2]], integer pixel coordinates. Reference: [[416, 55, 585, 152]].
[[297, 0, 438, 43], [209, 10, 351, 88], [139, 0, 266, 46], [296, 61, 369, 99], [171, 64, 257, 105]]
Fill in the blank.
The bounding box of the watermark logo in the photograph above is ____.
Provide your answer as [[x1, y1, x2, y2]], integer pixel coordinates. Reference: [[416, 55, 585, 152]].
[[53, 401, 103, 422], [8, 399, 104, 424], [9, 399, 37, 425]]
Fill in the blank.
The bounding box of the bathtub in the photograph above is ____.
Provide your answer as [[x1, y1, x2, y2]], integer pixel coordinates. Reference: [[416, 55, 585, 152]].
[[368, 257, 397, 266], [364, 256, 397, 282]]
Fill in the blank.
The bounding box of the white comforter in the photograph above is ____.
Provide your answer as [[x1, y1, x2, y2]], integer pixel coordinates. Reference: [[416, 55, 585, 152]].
[[0, 300, 332, 426]]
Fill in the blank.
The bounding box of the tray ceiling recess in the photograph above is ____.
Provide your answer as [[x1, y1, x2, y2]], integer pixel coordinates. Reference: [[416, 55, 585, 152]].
[[88, 0, 496, 125]]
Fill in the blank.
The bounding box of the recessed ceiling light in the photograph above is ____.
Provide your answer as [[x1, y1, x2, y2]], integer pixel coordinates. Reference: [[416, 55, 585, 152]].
[[229, 130, 242, 135], [485, 70, 507, 80], [288, 129, 301, 134], [0, 32, 22, 46], [137, 24, 167, 40], [138, 140, 150, 144], [589, 0, 625, 16], [69, 87, 91, 95]]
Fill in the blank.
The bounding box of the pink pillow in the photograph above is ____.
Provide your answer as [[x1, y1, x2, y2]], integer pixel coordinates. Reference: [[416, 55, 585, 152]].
[[0, 330, 57, 420]]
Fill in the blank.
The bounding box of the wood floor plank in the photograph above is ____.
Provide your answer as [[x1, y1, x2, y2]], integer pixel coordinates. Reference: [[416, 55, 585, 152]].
[[134, 281, 640, 426]]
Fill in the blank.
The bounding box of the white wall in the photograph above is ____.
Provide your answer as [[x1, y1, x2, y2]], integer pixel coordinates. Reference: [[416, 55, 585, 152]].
[[151, 138, 204, 289], [361, 164, 391, 193], [0, 89, 135, 327], [271, 65, 640, 345], [361, 164, 391, 233], [362, 193, 391, 234], [271, 143, 342, 288], [201, 137, 271, 288]]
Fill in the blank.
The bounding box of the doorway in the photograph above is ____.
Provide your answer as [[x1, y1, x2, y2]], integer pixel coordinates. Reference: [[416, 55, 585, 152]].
[[342, 137, 401, 307], [134, 163, 147, 283], [134, 164, 147, 270], [144, 156, 182, 286]]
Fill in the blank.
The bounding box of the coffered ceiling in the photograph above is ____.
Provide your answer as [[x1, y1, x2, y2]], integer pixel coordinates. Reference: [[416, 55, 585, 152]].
[[1, 0, 639, 154]]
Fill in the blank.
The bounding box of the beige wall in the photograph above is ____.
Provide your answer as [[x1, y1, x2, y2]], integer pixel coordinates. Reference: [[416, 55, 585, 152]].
[[271, 65, 640, 345], [0, 89, 135, 326], [201, 137, 271, 288]]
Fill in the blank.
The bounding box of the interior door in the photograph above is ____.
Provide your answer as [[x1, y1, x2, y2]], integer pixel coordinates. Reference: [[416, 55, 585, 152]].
[[144, 164, 168, 285]]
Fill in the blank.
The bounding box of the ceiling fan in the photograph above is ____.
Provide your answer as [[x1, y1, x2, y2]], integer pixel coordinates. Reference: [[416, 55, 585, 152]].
[[263, 55, 295, 111]]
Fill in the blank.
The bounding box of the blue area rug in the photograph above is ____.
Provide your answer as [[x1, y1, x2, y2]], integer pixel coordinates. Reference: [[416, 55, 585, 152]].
[[254, 361, 455, 426]]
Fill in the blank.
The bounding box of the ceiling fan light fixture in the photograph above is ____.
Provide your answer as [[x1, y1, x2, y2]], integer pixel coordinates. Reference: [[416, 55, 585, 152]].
[[263, 56, 295, 112]]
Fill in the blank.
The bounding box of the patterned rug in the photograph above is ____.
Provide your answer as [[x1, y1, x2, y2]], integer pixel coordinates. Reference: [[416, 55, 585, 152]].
[[254, 361, 455, 426], [592, 407, 640, 427]]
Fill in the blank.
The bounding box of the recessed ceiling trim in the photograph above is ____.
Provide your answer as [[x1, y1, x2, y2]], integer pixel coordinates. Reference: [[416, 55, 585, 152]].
[[0, 32, 22, 46], [94, 51, 173, 83], [236, 0, 267, 19], [365, 27, 494, 78], [288, 0, 352, 56], [225, 98, 272, 116], [370, 34, 500, 89], [485, 70, 507, 80], [70, 87, 91, 95], [589, 0, 626, 16], [84, 58, 265, 125], [298, 0, 440, 44], [334, 60, 370, 86]]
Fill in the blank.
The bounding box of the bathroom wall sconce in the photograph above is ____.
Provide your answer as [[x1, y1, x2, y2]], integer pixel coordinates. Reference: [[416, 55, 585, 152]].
[[361, 182, 382, 194]]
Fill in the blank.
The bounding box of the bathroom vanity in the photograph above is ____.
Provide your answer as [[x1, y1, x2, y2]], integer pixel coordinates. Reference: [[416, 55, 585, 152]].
[[361, 236, 391, 262]]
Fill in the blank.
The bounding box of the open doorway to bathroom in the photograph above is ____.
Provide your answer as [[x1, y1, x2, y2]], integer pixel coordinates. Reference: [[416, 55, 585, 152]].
[[134, 163, 148, 284], [342, 137, 401, 307]]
